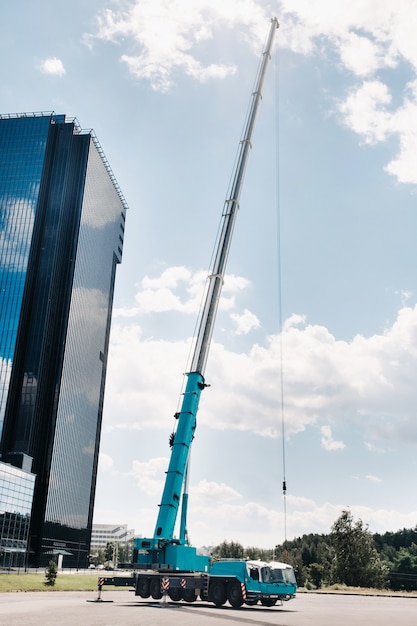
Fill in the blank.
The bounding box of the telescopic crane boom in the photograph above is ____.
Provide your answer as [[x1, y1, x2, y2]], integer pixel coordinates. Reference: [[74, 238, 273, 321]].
[[135, 17, 278, 572]]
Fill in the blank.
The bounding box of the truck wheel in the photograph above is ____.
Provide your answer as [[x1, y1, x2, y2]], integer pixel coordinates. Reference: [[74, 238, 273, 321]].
[[261, 598, 276, 607], [227, 581, 244, 608], [150, 578, 162, 599], [210, 580, 227, 607], [182, 588, 197, 602], [137, 578, 150, 598], [168, 587, 182, 602]]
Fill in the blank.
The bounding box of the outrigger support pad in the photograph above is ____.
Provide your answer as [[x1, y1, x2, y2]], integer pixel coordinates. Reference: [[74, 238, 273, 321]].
[[86, 576, 114, 603]]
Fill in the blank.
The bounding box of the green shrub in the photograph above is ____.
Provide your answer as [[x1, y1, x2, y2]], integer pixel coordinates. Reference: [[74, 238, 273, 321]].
[[45, 560, 58, 586]]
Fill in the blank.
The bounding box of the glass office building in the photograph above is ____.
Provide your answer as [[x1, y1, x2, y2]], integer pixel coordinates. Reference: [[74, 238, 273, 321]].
[[0, 112, 127, 567], [0, 460, 35, 568]]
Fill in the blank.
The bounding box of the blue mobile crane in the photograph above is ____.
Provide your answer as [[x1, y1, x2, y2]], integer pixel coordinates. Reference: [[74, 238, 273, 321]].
[[112, 18, 297, 607]]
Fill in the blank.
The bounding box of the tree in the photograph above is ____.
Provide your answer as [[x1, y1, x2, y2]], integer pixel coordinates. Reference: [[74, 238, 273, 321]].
[[275, 533, 334, 587], [212, 541, 244, 560], [104, 542, 114, 567], [118, 539, 134, 564], [331, 510, 388, 588], [91, 547, 106, 566], [387, 544, 417, 591], [45, 560, 58, 586], [308, 562, 325, 589], [245, 546, 274, 561]]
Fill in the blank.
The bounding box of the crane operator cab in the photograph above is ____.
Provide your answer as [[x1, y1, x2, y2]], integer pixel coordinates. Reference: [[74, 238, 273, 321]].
[[246, 561, 274, 583]]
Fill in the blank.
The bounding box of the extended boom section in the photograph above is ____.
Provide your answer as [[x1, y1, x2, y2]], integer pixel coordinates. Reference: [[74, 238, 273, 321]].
[[191, 17, 278, 376], [154, 372, 203, 542]]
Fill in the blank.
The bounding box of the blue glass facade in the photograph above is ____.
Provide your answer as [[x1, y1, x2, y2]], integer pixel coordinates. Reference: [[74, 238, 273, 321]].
[[0, 113, 127, 567], [0, 114, 51, 436]]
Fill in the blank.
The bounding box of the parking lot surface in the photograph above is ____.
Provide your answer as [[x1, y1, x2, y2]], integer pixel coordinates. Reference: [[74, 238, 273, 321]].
[[0, 590, 416, 626]]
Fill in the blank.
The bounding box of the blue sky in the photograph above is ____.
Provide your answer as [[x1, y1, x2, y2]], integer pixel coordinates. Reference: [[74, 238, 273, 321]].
[[3, 0, 417, 548]]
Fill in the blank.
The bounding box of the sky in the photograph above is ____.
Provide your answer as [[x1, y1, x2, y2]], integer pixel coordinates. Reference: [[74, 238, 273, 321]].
[[3, 0, 417, 550]]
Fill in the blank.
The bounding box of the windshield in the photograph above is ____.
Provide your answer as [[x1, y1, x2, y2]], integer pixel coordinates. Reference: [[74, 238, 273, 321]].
[[271, 566, 296, 584], [271, 568, 284, 582]]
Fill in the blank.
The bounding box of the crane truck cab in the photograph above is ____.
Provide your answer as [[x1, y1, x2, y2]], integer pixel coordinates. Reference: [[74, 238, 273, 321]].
[[209, 558, 297, 607]]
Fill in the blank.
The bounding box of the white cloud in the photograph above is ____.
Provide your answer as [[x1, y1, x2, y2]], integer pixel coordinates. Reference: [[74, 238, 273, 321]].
[[338, 80, 392, 144], [337, 31, 390, 78], [285, 500, 417, 541], [0, 358, 12, 430], [383, 79, 417, 183], [86, 0, 269, 91], [39, 57, 66, 76], [0, 196, 35, 271], [286, 494, 316, 509], [188, 496, 417, 546], [191, 479, 242, 504], [83, 2, 417, 184], [102, 324, 192, 432], [366, 474, 382, 484], [277, 1, 413, 73], [337, 78, 417, 184], [85, 1, 417, 182], [134, 266, 205, 314], [114, 267, 250, 317], [230, 308, 260, 335], [364, 441, 386, 453], [131, 456, 169, 496], [104, 297, 417, 445], [321, 425, 345, 451], [397, 290, 413, 306], [60, 287, 110, 406], [276, 1, 417, 185], [188, 498, 286, 548], [98, 452, 114, 471]]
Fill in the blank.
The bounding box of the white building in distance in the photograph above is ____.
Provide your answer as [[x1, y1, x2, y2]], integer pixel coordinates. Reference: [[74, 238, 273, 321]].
[[91, 524, 135, 552]]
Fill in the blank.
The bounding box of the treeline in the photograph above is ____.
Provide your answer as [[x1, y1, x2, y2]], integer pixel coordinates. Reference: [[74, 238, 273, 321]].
[[213, 510, 417, 591], [276, 511, 417, 590]]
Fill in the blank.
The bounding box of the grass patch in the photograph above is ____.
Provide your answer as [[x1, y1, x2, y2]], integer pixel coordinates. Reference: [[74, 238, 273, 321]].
[[0, 573, 127, 593]]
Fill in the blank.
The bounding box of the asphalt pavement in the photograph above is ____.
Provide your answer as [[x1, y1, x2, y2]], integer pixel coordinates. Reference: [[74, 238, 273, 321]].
[[0, 589, 416, 626]]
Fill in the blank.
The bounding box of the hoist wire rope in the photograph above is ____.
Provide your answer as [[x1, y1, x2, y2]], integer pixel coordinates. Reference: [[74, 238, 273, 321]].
[[273, 36, 288, 547]]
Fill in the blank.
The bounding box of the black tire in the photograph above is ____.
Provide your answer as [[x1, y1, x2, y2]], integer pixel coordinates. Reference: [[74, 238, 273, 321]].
[[137, 577, 150, 598], [227, 581, 244, 608], [168, 587, 182, 602], [261, 598, 276, 607], [150, 577, 162, 599], [182, 588, 197, 602], [210, 580, 227, 607]]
